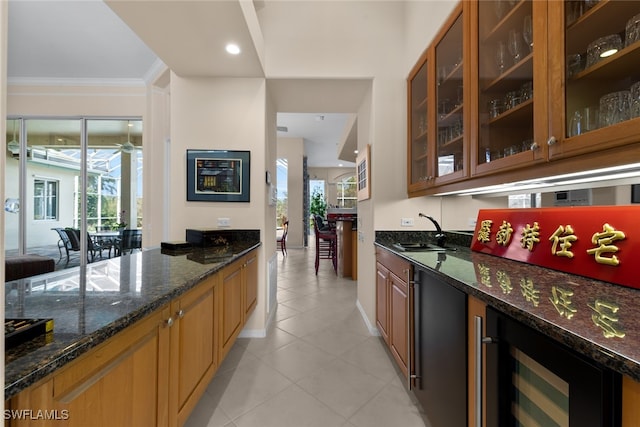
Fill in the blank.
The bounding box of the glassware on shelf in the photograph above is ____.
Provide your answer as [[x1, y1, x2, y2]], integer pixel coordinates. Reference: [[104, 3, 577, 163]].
[[508, 29, 523, 64], [566, 0, 584, 25], [566, 53, 583, 77], [569, 110, 583, 136], [439, 98, 451, 119], [625, 13, 640, 47], [522, 15, 533, 52], [520, 81, 533, 101], [489, 99, 505, 118], [630, 81, 640, 118], [586, 34, 622, 68], [582, 106, 599, 131], [496, 40, 507, 74], [504, 90, 521, 110], [599, 91, 631, 128], [494, 0, 506, 20]]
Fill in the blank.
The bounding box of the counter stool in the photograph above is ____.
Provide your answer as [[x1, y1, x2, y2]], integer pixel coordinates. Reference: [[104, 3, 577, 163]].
[[314, 219, 337, 275]]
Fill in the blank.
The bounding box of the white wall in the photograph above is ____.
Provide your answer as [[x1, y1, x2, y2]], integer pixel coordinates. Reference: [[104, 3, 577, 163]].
[[169, 75, 269, 333]]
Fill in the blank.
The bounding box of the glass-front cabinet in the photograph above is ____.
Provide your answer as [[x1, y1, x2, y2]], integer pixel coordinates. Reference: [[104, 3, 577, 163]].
[[434, 5, 466, 185], [472, 0, 546, 176], [407, 48, 432, 194], [547, 0, 640, 159]]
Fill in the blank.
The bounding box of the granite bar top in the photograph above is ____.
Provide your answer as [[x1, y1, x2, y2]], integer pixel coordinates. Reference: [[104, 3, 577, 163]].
[[375, 230, 640, 382], [4, 238, 261, 400]]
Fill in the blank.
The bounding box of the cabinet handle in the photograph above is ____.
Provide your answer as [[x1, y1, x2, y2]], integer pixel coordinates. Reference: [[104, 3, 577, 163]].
[[176, 309, 185, 319], [530, 141, 539, 150], [165, 317, 174, 328], [407, 267, 414, 390], [547, 136, 557, 146]]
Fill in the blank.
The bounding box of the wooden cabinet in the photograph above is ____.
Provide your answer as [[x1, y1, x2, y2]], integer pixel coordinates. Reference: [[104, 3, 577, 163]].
[[8, 248, 259, 427], [547, 0, 640, 160], [169, 274, 219, 427], [9, 305, 172, 427], [375, 247, 412, 379], [375, 262, 390, 344], [623, 375, 640, 426], [470, 0, 547, 176], [220, 252, 257, 361], [408, 0, 640, 196], [407, 3, 468, 196]]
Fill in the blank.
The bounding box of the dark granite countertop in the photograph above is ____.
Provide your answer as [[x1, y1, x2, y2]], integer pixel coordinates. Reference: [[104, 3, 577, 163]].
[[375, 230, 640, 382], [4, 239, 261, 400]]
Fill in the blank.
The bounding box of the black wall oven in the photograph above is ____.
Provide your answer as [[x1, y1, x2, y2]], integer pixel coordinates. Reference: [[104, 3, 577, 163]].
[[485, 307, 621, 427]]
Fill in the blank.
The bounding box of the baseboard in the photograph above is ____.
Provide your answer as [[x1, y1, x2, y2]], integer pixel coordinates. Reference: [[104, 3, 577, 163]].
[[239, 327, 267, 338], [356, 298, 380, 336]]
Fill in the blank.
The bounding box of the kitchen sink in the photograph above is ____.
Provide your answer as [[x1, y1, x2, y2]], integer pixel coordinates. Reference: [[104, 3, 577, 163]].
[[392, 242, 456, 252]]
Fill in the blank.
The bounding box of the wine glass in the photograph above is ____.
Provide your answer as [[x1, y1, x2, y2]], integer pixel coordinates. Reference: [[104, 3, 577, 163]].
[[523, 15, 533, 52], [508, 29, 523, 64], [496, 40, 507, 74]]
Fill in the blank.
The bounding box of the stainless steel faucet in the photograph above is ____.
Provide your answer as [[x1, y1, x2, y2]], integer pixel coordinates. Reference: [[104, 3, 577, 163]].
[[418, 213, 447, 247]]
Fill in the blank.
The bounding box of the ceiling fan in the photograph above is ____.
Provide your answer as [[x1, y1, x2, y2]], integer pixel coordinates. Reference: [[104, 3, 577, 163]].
[[116, 121, 135, 154]]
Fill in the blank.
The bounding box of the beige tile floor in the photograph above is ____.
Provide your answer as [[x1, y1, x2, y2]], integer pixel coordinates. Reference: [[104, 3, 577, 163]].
[[185, 247, 429, 427]]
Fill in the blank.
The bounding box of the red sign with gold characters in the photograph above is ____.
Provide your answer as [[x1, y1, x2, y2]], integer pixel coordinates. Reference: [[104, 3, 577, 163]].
[[470, 206, 640, 289]]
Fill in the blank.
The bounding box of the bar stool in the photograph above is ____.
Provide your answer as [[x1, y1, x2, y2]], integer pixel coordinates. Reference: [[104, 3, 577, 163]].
[[314, 215, 337, 275]]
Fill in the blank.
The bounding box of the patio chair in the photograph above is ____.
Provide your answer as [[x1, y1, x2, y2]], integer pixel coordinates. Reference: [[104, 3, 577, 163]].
[[117, 229, 142, 256], [52, 227, 79, 265], [63, 228, 105, 263]]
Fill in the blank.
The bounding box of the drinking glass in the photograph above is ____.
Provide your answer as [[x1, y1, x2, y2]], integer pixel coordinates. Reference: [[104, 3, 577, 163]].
[[494, 0, 506, 20], [566, 53, 582, 77], [520, 81, 533, 101], [496, 40, 507, 73], [630, 81, 640, 118], [508, 29, 523, 64], [569, 110, 582, 136], [625, 13, 640, 47], [489, 99, 504, 118], [586, 34, 622, 68], [523, 15, 533, 52]]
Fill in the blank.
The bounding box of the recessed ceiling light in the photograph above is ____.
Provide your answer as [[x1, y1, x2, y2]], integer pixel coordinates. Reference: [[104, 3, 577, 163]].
[[338, 163, 343, 167], [354, 150, 359, 154], [226, 43, 241, 55]]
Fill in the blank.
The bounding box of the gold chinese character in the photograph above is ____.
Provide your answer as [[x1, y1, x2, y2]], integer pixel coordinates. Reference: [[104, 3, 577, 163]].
[[549, 286, 577, 320], [549, 225, 578, 258], [477, 263, 491, 287], [496, 220, 514, 246], [586, 223, 625, 266], [520, 222, 541, 252], [496, 270, 512, 294], [520, 278, 540, 307], [477, 220, 493, 243], [589, 300, 625, 339]]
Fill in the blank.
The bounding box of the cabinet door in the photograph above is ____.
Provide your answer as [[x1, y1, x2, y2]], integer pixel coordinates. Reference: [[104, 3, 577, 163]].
[[11, 306, 171, 427], [407, 47, 434, 193], [471, 0, 547, 176], [467, 296, 487, 427], [375, 262, 390, 345], [170, 275, 218, 426], [244, 252, 258, 317], [220, 258, 244, 361], [434, 3, 467, 185], [548, 0, 640, 160], [389, 272, 408, 378]]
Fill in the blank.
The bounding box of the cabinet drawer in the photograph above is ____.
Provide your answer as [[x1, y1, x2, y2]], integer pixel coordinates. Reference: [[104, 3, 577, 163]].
[[375, 247, 411, 281]]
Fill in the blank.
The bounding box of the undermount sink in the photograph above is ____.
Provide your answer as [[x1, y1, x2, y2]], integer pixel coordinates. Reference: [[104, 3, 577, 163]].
[[392, 242, 456, 252]]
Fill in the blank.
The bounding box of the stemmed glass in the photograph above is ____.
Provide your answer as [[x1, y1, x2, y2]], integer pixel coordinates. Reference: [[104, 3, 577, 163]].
[[523, 15, 533, 52], [496, 40, 507, 74], [508, 29, 523, 64]]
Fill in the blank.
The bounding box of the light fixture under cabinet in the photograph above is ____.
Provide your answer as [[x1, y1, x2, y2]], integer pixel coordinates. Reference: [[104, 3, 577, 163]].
[[434, 163, 640, 197]]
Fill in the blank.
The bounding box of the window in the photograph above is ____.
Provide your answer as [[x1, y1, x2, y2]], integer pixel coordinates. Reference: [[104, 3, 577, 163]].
[[33, 178, 58, 220], [337, 176, 357, 208]]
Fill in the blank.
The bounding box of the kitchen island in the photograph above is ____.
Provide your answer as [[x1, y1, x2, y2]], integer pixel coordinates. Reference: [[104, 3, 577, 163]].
[[5, 234, 260, 426]]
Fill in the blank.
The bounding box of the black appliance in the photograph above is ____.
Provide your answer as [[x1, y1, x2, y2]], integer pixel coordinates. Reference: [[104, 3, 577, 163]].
[[485, 307, 621, 426], [413, 266, 467, 427]]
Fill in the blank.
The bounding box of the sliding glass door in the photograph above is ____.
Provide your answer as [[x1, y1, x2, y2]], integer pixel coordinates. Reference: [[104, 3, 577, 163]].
[[4, 117, 142, 268]]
